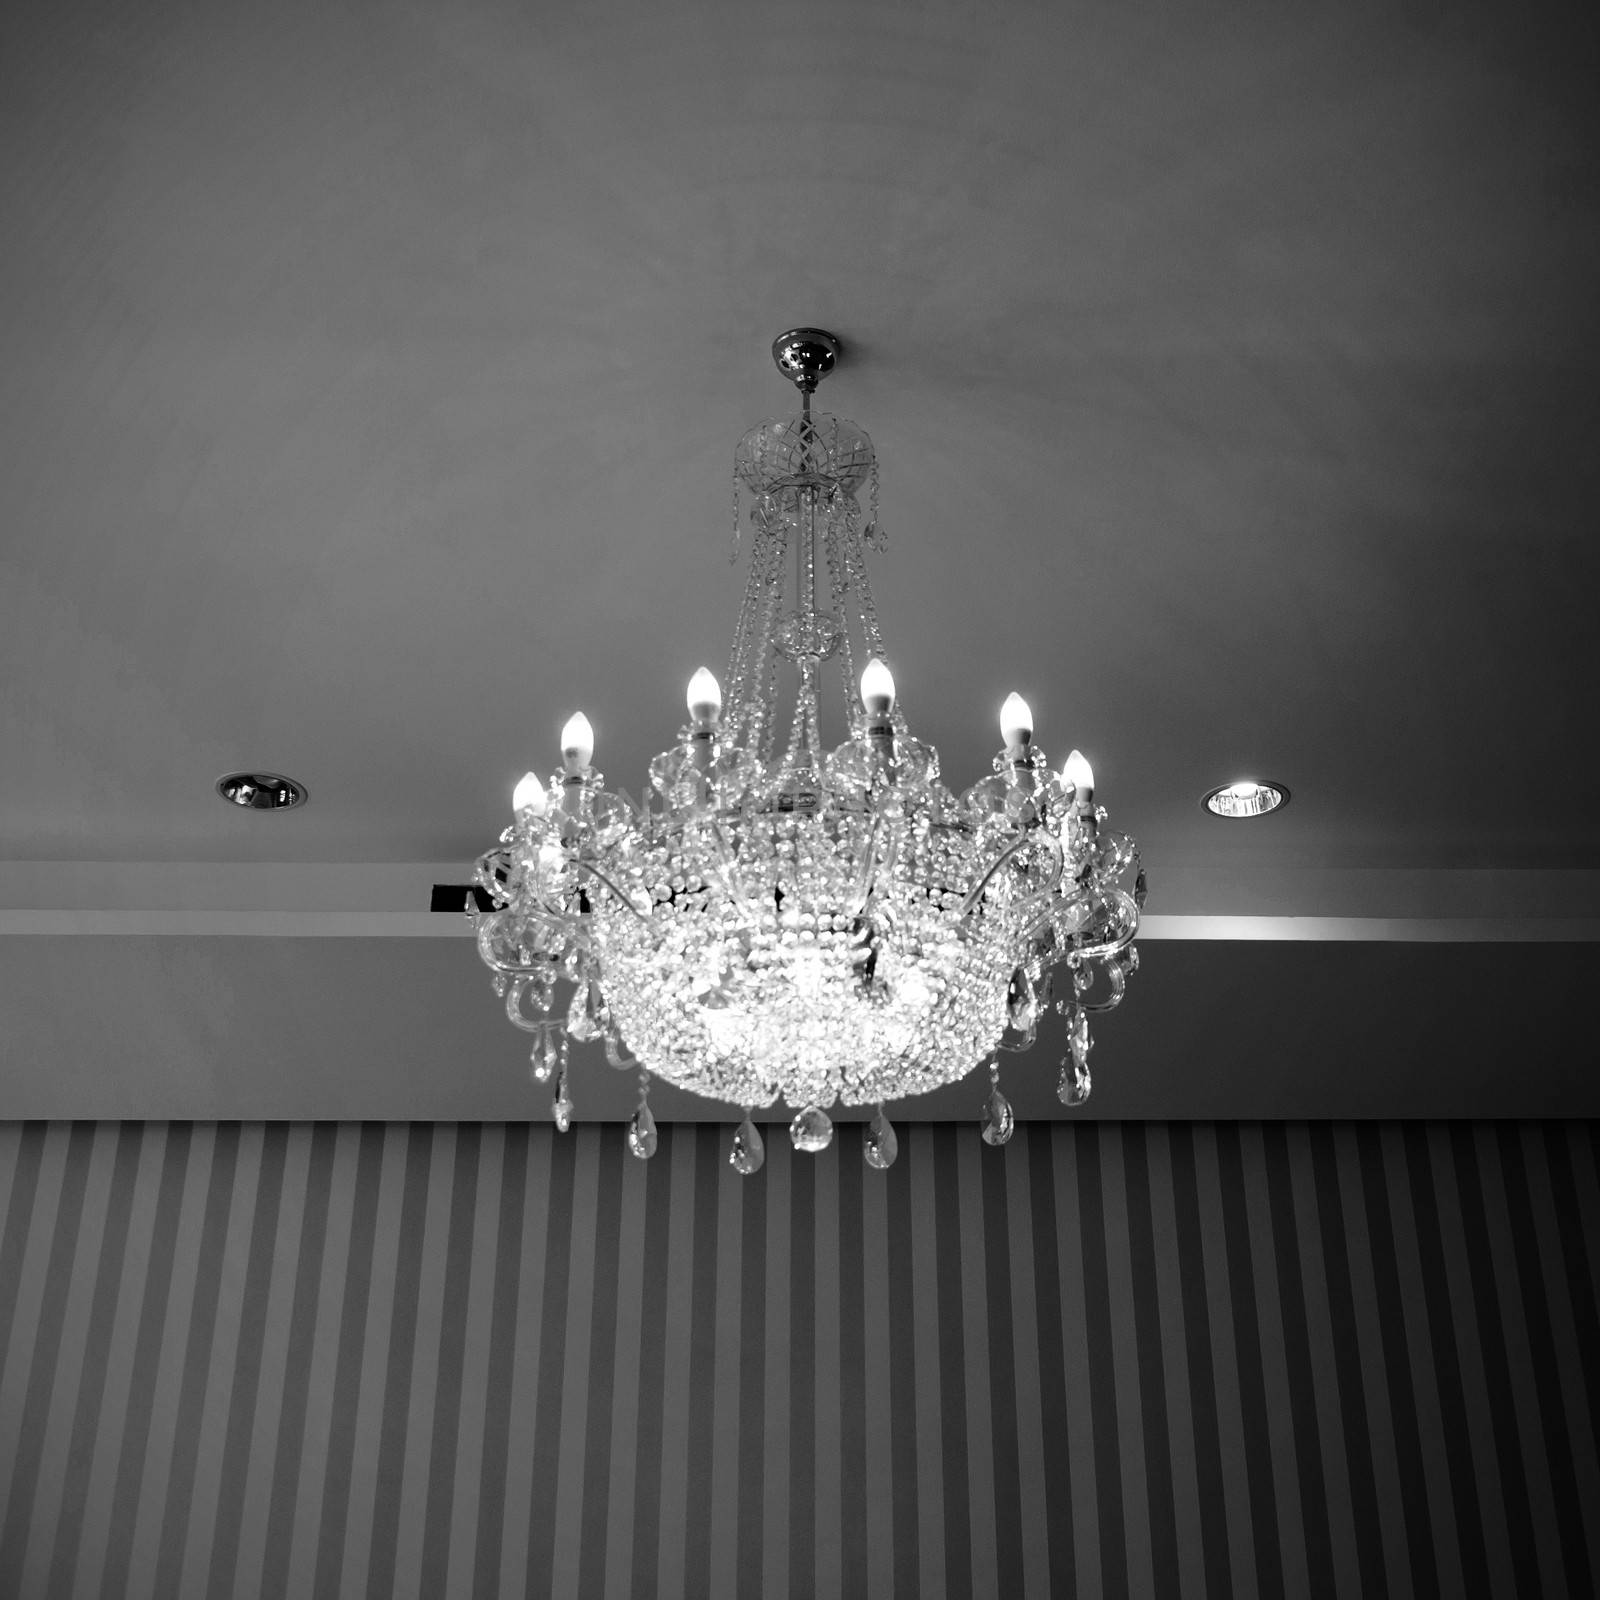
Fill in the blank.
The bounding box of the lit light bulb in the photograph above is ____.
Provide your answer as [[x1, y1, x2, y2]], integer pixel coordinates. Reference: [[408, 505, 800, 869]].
[[512, 770, 547, 818], [560, 712, 594, 773], [860, 657, 896, 719], [1063, 748, 1094, 806], [686, 667, 722, 729], [1000, 692, 1033, 754]]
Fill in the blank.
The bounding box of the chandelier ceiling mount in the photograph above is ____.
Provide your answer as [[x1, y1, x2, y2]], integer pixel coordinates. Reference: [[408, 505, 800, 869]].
[[770, 327, 841, 393]]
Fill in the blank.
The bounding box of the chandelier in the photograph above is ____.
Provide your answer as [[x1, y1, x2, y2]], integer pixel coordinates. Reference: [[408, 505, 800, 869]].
[[470, 329, 1143, 1171]]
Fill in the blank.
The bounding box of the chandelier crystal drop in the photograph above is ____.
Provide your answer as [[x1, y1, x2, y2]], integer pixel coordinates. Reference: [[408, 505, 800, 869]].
[[471, 328, 1143, 1163]]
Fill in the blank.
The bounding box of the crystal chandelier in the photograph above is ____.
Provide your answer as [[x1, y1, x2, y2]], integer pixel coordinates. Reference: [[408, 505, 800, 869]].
[[471, 329, 1143, 1170]]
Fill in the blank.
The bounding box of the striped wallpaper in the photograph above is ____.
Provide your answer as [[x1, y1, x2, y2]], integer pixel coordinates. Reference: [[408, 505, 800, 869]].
[[1, 1120, 1597, 1599]]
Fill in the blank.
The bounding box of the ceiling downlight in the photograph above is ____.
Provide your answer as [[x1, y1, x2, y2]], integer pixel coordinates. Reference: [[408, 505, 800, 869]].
[[1203, 779, 1288, 819], [215, 772, 308, 811]]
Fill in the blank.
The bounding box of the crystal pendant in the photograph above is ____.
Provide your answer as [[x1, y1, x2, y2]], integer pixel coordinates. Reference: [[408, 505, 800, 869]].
[[565, 981, 603, 1042], [1007, 967, 1038, 1031], [1067, 1005, 1092, 1069], [628, 1070, 658, 1159], [530, 1026, 563, 1085], [729, 1114, 766, 1176], [1058, 1059, 1092, 1107], [863, 1105, 899, 1170], [491, 972, 510, 999], [790, 1104, 834, 1153], [981, 1086, 1015, 1147], [551, 1068, 573, 1133], [628, 1101, 658, 1159]]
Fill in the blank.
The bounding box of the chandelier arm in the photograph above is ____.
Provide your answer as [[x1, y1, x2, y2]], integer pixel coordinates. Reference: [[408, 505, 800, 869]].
[[473, 845, 515, 907], [1067, 889, 1141, 960], [520, 870, 576, 926], [958, 829, 1064, 921], [479, 952, 552, 979], [1007, 836, 1069, 926], [573, 858, 653, 922], [504, 975, 556, 1032], [999, 1018, 1039, 1052], [1076, 963, 1128, 1013], [475, 911, 560, 977]]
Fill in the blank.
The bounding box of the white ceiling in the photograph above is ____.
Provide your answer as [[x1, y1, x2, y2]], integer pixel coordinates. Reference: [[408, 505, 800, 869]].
[[2, 0, 1597, 1117]]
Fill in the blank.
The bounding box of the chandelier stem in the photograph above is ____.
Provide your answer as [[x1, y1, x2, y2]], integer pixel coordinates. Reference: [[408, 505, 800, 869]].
[[797, 496, 807, 615], [807, 491, 820, 621]]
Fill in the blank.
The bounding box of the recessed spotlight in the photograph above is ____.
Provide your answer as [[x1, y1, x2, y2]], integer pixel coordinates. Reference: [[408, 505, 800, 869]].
[[215, 772, 308, 811], [1202, 779, 1288, 819]]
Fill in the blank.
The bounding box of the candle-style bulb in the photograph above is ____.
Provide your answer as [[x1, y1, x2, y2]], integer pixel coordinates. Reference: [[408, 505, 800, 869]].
[[860, 657, 896, 719], [1063, 748, 1094, 805], [686, 666, 722, 729], [1000, 692, 1033, 754], [560, 712, 594, 773], [512, 770, 547, 818]]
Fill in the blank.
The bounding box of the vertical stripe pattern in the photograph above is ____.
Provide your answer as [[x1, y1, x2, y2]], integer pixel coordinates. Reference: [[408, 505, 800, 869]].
[[0, 1120, 1595, 1599]]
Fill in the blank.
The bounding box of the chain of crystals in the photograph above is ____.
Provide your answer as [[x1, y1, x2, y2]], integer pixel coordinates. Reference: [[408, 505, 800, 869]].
[[776, 485, 829, 766], [779, 658, 825, 771], [821, 515, 858, 722], [802, 486, 817, 626], [843, 519, 905, 729], [722, 516, 771, 748], [721, 565, 753, 740], [755, 512, 789, 762], [801, 658, 823, 753], [739, 506, 786, 753], [839, 491, 873, 719]]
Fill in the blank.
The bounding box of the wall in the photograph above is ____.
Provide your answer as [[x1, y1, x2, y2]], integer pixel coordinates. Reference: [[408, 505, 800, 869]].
[[0, 1120, 1596, 1599]]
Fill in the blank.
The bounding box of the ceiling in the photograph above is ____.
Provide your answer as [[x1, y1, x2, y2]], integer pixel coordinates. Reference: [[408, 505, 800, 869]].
[[3, 0, 1598, 1119]]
